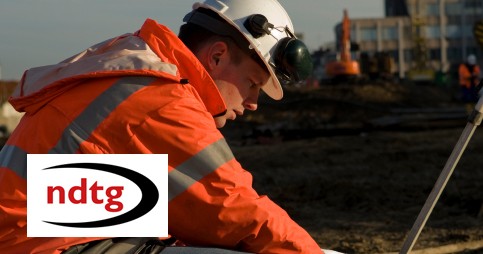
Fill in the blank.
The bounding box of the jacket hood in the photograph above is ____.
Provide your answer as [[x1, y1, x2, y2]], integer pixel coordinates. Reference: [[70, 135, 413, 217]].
[[10, 19, 226, 116]]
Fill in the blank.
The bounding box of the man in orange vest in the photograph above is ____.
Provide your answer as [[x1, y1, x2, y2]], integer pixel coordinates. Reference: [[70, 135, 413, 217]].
[[458, 54, 481, 104], [0, 1, 341, 254]]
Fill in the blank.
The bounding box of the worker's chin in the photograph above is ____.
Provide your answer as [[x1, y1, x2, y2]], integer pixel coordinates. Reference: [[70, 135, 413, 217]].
[[214, 117, 227, 129]]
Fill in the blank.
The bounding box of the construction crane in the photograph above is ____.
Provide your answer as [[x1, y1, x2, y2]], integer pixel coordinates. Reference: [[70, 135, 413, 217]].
[[406, 1, 435, 83], [325, 9, 361, 82], [474, 19, 483, 49]]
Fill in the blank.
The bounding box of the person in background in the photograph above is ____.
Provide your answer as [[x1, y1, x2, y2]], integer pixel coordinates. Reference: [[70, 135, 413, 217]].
[[0, 0, 344, 253], [458, 54, 481, 110]]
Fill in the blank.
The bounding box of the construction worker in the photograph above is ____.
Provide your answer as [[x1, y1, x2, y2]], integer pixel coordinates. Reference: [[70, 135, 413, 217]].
[[0, 0, 337, 253], [458, 54, 481, 107]]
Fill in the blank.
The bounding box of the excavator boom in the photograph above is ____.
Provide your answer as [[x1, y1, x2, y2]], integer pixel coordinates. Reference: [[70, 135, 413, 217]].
[[325, 9, 360, 81]]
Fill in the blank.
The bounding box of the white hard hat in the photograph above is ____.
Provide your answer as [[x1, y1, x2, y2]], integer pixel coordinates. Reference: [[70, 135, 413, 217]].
[[467, 54, 477, 65], [184, 0, 313, 100]]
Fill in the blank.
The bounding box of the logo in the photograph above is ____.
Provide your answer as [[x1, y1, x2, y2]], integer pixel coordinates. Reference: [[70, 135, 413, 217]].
[[27, 154, 168, 237]]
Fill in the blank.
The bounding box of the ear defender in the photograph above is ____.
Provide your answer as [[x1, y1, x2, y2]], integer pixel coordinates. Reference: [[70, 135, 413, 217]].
[[244, 13, 313, 85], [273, 37, 313, 83]]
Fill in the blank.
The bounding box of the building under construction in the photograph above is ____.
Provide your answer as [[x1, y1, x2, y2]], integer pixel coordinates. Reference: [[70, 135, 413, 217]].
[[339, 0, 483, 81]]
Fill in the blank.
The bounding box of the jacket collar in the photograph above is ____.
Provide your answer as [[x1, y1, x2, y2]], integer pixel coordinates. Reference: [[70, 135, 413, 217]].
[[138, 19, 226, 117]]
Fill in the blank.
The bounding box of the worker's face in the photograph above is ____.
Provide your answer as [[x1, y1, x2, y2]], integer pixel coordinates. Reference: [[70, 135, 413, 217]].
[[208, 43, 270, 128]]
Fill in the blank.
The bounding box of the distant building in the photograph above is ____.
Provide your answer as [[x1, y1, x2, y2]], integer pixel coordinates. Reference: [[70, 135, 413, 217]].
[[385, 0, 410, 16], [336, 0, 483, 80]]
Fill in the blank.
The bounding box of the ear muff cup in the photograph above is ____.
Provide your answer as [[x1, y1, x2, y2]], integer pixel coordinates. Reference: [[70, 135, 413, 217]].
[[273, 37, 313, 83]]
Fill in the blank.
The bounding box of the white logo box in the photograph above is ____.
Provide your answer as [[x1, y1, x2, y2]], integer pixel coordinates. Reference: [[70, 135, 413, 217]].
[[27, 154, 168, 237]]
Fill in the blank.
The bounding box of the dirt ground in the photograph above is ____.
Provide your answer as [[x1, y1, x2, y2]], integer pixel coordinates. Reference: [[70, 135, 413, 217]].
[[221, 81, 483, 253]]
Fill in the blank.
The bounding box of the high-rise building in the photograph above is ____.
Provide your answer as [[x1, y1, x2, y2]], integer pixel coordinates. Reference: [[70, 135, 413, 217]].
[[385, 0, 410, 16]]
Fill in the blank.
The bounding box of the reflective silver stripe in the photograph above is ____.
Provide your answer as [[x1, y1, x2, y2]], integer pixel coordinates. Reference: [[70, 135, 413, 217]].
[[168, 138, 234, 201], [0, 145, 28, 179], [3, 75, 231, 201], [49, 76, 155, 154]]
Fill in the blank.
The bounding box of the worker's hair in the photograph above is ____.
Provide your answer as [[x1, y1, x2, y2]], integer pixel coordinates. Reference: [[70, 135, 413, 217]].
[[179, 8, 244, 65], [179, 8, 267, 71]]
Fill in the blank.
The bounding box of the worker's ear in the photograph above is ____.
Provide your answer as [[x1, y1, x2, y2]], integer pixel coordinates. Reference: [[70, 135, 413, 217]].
[[206, 41, 229, 71]]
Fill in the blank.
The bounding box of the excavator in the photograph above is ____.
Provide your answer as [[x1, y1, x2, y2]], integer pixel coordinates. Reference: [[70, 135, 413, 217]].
[[325, 9, 361, 82]]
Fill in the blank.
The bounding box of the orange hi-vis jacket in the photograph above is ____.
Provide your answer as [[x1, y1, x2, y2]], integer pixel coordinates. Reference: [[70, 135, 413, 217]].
[[459, 63, 481, 89], [0, 19, 322, 254]]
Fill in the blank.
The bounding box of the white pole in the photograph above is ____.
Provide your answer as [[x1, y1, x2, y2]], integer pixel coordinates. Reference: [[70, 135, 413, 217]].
[[399, 83, 483, 254]]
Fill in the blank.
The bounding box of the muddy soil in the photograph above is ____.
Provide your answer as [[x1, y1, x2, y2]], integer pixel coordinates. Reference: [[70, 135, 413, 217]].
[[221, 82, 483, 253]]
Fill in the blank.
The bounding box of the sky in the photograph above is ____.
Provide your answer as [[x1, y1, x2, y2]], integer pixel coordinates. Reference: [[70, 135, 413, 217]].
[[0, 0, 383, 81]]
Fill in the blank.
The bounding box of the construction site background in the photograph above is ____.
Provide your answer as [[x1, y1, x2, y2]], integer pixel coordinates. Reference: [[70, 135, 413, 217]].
[[0, 58, 481, 254], [220, 79, 482, 253]]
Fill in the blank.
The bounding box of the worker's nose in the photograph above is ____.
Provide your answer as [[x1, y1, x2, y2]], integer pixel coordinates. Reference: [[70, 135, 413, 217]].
[[244, 93, 258, 111], [244, 101, 258, 111]]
